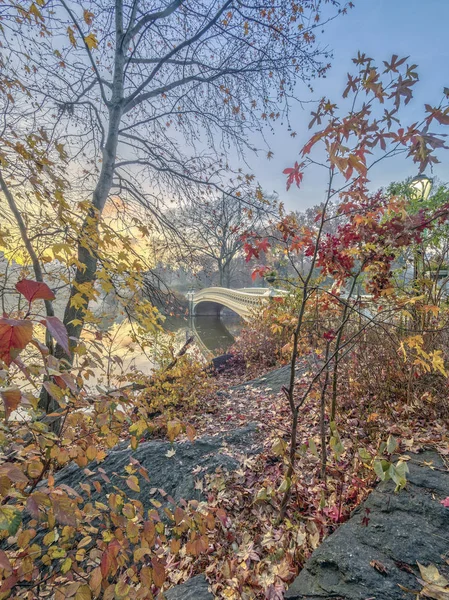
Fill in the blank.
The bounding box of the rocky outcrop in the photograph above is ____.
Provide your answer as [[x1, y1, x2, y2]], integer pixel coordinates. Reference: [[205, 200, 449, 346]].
[[54, 425, 258, 510], [285, 450, 449, 600]]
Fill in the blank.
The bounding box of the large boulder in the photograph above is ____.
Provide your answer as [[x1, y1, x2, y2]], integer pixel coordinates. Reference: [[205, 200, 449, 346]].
[[54, 424, 258, 509], [285, 450, 449, 600]]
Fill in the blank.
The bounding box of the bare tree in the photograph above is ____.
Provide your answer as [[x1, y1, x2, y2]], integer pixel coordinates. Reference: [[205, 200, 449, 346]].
[[179, 192, 268, 287]]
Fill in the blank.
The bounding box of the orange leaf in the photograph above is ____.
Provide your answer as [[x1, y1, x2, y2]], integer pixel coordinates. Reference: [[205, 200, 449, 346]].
[[83, 9, 94, 25], [186, 424, 196, 442]]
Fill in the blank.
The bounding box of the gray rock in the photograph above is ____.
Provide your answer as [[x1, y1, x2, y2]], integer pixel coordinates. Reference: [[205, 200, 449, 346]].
[[54, 425, 257, 509], [210, 353, 234, 373], [285, 450, 449, 600], [163, 575, 213, 599], [233, 356, 319, 394]]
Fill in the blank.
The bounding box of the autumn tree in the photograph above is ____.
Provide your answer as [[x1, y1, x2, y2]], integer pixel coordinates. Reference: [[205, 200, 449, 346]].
[[246, 53, 449, 519], [0, 0, 350, 366]]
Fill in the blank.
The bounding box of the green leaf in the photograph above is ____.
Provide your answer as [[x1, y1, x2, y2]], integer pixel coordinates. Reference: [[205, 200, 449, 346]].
[[390, 460, 409, 491], [374, 459, 388, 481], [256, 487, 268, 501], [358, 448, 372, 461], [278, 477, 291, 493], [0, 506, 22, 535], [308, 438, 318, 458], [386, 435, 398, 454]]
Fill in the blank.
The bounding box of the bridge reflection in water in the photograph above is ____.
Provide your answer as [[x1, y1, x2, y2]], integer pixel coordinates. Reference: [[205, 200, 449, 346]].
[[189, 314, 242, 358], [163, 314, 242, 359], [182, 287, 287, 358]]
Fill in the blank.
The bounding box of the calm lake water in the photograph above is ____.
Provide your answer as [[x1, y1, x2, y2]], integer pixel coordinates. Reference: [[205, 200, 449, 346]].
[[86, 313, 244, 389], [164, 314, 243, 358]]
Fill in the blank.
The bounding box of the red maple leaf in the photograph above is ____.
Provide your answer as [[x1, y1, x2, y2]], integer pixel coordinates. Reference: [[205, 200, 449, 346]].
[[283, 161, 304, 191], [440, 497, 449, 508]]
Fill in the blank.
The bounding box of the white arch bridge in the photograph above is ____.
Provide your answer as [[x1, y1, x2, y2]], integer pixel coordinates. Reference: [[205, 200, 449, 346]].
[[189, 287, 287, 320]]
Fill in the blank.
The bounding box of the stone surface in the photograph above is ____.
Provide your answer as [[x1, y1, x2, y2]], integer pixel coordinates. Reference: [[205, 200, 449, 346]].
[[210, 353, 234, 373], [233, 357, 316, 394], [54, 425, 257, 509], [285, 450, 449, 600], [163, 575, 213, 599]]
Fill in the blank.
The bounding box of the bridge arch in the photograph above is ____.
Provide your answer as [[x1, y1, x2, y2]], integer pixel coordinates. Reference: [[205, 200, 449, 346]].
[[191, 287, 286, 320]]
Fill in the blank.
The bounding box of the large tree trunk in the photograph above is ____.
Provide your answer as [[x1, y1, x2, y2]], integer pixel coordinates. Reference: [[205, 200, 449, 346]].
[[39, 100, 123, 420], [60, 105, 123, 353]]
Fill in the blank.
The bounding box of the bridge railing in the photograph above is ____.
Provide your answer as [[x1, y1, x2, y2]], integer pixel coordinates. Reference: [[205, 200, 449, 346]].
[[192, 286, 287, 319]]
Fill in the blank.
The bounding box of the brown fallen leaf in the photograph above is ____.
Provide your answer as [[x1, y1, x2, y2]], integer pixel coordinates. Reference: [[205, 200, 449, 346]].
[[420, 582, 449, 600], [370, 559, 388, 575]]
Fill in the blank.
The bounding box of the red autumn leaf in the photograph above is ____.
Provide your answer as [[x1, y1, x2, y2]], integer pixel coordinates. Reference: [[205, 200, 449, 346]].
[[44, 316, 70, 355], [283, 161, 304, 191], [100, 540, 121, 578], [440, 497, 449, 508], [257, 238, 270, 253], [0, 318, 33, 366], [0, 388, 22, 420], [244, 242, 259, 262], [54, 372, 78, 393], [251, 266, 269, 281], [15, 279, 55, 303]]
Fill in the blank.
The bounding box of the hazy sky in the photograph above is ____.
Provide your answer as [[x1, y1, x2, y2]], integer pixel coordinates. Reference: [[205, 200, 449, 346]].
[[248, 0, 449, 210]]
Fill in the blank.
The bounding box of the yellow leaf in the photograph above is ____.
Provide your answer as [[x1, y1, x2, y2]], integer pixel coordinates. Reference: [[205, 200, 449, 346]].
[[68, 319, 83, 327], [27, 460, 44, 479], [420, 583, 449, 600], [134, 547, 151, 562], [84, 33, 98, 50], [70, 293, 87, 310], [431, 350, 447, 377], [29, 3, 44, 22], [166, 420, 182, 442], [67, 26, 77, 47], [418, 562, 449, 587], [77, 536, 92, 549], [60, 557, 72, 574], [75, 584, 92, 600]]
